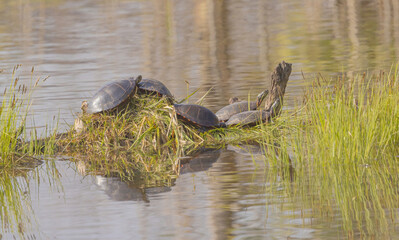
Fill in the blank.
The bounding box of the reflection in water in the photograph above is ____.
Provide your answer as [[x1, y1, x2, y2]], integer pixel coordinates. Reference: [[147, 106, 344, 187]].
[[0, 160, 58, 239], [78, 149, 221, 203], [227, 143, 265, 156], [179, 148, 221, 174], [0, 171, 34, 239], [94, 176, 171, 202], [2, 149, 398, 239]]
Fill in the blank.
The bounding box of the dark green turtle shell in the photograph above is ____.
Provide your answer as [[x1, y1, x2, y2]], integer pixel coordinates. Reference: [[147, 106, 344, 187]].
[[86, 76, 142, 114], [174, 104, 220, 128], [225, 110, 270, 127], [215, 101, 258, 122], [138, 78, 173, 99]]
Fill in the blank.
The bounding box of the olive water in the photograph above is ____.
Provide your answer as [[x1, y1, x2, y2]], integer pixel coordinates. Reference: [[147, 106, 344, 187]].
[[0, 0, 398, 239]]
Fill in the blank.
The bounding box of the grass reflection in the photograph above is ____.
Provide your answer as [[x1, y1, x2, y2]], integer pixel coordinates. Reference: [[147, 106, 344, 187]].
[[0, 169, 34, 239]]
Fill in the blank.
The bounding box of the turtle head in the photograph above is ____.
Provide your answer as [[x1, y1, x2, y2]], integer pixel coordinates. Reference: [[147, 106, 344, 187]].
[[256, 89, 269, 107], [229, 97, 241, 105], [135, 75, 142, 84], [81, 101, 88, 114]]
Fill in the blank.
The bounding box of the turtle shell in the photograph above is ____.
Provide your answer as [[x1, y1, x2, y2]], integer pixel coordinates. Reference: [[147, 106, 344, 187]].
[[215, 101, 258, 122], [138, 78, 173, 99], [85, 76, 141, 114], [225, 110, 270, 127], [216, 89, 268, 122], [174, 104, 220, 128]]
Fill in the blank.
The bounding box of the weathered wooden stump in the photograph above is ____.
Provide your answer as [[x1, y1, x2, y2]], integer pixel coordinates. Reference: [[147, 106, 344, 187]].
[[264, 61, 292, 117]]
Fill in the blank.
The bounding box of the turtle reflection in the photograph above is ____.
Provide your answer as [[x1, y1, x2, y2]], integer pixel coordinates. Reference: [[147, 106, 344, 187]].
[[92, 148, 222, 202], [94, 176, 171, 202], [179, 148, 222, 174]]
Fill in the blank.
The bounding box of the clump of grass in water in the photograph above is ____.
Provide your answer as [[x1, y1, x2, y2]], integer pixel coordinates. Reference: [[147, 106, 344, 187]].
[[263, 66, 399, 238], [59, 94, 216, 181], [0, 66, 59, 237], [60, 91, 292, 181], [0, 65, 55, 167]]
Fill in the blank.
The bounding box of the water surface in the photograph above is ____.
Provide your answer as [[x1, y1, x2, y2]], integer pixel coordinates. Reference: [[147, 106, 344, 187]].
[[1, 0, 398, 130], [14, 150, 350, 239]]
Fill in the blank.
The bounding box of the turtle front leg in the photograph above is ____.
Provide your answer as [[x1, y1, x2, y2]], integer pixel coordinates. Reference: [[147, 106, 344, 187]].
[[269, 98, 281, 118]]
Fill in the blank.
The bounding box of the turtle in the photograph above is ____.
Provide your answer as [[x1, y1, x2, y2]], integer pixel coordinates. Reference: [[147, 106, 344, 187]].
[[225, 99, 280, 127], [173, 103, 225, 129], [138, 78, 174, 101], [81, 75, 142, 114], [215, 89, 269, 122]]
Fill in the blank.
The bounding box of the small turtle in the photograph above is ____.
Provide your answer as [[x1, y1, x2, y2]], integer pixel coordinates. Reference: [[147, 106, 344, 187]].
[[138, 78, 174, 101], [226, 99, 280, 127], [81, 75, 142, 114], [174, 104, 224, 129], [215, 89, 269, 122]]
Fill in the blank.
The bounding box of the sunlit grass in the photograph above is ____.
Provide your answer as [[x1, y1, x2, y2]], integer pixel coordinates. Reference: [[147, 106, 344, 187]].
[[0, 65, 57, 167], [262, 66, 399, 238], [0, 65, 29, 166]]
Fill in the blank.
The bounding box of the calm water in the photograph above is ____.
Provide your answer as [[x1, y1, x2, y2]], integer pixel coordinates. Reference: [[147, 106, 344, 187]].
[[8, 150, 349, 240], [1, 0, 399, 239]]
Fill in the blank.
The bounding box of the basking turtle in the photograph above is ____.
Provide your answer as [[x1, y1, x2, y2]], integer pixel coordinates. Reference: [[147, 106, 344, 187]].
[[138, 78, 174, 101], [215, 89, 269, 122], [174, 104, 224, 129], [81, 75, 142, 114], [226, 99, 280, 127]]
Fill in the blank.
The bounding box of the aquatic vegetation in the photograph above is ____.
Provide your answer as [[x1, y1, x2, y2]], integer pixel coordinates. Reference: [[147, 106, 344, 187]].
[[61, 95, 202, 180], [60, 93, 288, 182], [2, 63, 399, 237], [262, 66, 399, 238], [0, 65, 52, 167], [1, 66, 59, 165], [0, 66, 60, 238]]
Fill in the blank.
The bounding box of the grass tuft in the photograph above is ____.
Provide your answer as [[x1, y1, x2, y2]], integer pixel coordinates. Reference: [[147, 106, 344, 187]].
[[57, 93, 292, 181], [263, 66, 399, 237]]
